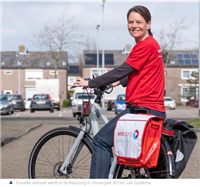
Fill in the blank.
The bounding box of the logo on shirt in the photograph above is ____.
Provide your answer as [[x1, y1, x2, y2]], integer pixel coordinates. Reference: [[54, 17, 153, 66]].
[[158, 49, 162, 53], [133, 130, 139, 139], [158, 49, 162, 58]]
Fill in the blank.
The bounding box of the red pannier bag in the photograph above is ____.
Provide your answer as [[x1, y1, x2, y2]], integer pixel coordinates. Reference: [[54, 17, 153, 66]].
[[114, 113, 164, 168]]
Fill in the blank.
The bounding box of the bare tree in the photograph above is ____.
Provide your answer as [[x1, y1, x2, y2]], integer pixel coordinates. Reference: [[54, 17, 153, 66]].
[[156, 19, 193, 95], [33, 10, 86, 78], [84, 35, 97, 50]]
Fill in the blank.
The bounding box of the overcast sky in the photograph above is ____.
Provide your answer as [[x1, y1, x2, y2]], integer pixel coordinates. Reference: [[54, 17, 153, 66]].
[[1, 0, 199, 57]]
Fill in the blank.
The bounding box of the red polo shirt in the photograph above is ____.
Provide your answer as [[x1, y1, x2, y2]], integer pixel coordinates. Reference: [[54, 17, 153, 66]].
[[125, 36, 165, 112]]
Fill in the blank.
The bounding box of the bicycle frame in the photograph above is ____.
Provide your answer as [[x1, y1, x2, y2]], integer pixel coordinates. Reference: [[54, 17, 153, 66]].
[[58, 102, 117, 178]]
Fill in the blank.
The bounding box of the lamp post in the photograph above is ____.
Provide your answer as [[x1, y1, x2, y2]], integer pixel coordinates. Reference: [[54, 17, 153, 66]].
[[199, 1, 200, 117], [102, 0, 105, 74], [96, 25, 100, 75], [17, 61, 21, 93], [101, 0, 106, 111]]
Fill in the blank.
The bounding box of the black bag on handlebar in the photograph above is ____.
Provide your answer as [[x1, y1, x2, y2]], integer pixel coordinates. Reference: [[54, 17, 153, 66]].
[[163, 119, 197, 178]]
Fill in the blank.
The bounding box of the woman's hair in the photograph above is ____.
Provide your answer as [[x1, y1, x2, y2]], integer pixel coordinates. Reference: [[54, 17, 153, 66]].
[[127, 5, 153, 37]]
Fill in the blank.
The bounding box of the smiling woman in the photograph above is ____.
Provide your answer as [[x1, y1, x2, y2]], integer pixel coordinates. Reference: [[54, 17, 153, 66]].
[[127, 7, 151, 43]]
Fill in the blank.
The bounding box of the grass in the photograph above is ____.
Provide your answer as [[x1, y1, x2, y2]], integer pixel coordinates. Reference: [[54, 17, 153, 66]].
[[187, 119, 200, 128]]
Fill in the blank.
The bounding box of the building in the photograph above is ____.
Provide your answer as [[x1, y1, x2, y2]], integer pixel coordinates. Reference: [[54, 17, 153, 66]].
[[164, 50, 199, 104], [82, 48, 199, 105], [1, 46, 80, 105]]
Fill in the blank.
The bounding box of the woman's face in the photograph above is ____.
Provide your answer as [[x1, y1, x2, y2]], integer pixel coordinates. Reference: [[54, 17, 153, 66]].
[[127, 11, 151, 43]]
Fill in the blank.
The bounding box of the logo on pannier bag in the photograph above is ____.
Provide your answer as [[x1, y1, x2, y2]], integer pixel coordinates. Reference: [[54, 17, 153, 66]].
[[133, 130, 139, 139]]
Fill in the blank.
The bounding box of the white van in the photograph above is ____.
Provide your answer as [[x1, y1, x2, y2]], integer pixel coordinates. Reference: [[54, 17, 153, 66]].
[[71, 87, 96, 117]]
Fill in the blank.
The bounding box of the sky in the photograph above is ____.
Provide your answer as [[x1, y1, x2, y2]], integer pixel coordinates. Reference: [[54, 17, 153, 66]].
[[1, 0, 199, 60]]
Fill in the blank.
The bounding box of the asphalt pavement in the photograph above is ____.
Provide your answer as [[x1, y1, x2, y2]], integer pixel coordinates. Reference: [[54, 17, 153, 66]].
[[0, 106, 199, 179]]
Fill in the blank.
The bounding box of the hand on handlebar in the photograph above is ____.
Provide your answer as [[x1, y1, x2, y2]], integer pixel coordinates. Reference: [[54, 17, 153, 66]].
[[112, 81, 120, 87], [73, 77, 89, 89]]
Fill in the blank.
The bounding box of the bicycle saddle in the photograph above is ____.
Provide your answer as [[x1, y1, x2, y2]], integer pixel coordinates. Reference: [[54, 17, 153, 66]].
[[126, 102, 150, 114]]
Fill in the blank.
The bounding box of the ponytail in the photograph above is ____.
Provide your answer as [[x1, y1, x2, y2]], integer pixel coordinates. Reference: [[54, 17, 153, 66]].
[[148, 29, 153, 37]]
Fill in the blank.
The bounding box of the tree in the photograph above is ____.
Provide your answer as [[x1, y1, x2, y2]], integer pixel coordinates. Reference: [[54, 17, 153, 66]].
[[33, 10, 86, 78], [156, 19, 193, 96], [183, 71, 199, 102], [33, 9, 91, 100]]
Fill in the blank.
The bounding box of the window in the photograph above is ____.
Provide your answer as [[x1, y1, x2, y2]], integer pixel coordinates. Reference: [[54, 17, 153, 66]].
[[117, 95, 126, 101], [85, 54, 114, 65], [49, 70, 58, 75], [4, 70, 12, 75], [10, 95, 22, 100], [4, 90, 12, 94], [181, 87, 197, 102], [26, 69, 43, 81], [181, 69, 198, 79], [68, 77, 76, 85], [33, 94, 49, 100], [75, 93, 95, 99], [1, 94, 8, 101], [90, 68, 107, 78]]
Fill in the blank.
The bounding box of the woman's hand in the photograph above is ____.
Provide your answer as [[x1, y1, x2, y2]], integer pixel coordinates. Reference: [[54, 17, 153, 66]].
[[73, 77, 89, 89], [112, 81, 120, 87]]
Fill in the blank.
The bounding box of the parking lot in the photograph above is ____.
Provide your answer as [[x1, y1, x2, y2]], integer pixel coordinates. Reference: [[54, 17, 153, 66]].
[[1, 105, 199, 179], [1, 106, 199, 120]]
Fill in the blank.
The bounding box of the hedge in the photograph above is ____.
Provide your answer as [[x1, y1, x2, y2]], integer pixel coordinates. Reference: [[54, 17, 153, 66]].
[[62, 99, 71, 107]]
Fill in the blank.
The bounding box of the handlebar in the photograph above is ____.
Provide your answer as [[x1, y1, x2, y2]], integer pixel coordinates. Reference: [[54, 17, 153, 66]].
[[70, 74, 113, 94]]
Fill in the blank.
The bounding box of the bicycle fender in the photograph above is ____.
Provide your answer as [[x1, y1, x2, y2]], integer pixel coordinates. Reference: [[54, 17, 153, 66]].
[[161, 136, 176, 177], [69, 126, 92, 142]]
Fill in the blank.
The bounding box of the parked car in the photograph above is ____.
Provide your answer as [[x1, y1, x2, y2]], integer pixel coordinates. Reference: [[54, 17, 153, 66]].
[[194, 102, 199, 108], [51, 95, 60, 111], [107, 100, 115, 111], [30, 94, 54, 113], [0, 93, 14, 115], [71, 87, 95, 117], [9, 94, 25, 111], [25, 98, 32, 109], [164, 97, 176, 110], [115, 94, 126, 114]]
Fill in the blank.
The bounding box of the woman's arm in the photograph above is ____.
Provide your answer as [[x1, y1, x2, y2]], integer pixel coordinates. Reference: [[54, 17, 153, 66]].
[[73, 62, 135, 88], [88, 62, 135, 88]]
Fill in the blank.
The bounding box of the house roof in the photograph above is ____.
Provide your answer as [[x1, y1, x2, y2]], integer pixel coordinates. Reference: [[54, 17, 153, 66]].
[[68, 65, 80, 75], [83, 49, 199, 68], [1, 51, 68, 69], [83, 50, 130, 68]]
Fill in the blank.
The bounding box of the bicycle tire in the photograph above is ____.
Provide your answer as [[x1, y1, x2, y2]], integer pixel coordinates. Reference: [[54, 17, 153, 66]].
[[28, 127, 92, 179], [114, 143, 173, 179]]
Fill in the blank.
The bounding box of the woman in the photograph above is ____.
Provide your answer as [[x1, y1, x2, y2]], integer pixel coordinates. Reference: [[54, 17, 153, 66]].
[[73, 5, 166, 178]]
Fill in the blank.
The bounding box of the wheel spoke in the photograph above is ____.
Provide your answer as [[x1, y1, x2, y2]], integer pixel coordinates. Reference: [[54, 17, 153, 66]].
[[29, 128, 92, 179]]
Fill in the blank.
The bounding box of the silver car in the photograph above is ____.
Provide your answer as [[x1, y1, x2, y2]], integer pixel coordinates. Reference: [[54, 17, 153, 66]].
[[25, 98, 32, 109], [0, 94, 14, 115]]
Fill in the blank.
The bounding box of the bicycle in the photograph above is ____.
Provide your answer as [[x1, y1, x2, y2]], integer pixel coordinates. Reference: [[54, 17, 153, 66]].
[[28, 78, 176, 179]]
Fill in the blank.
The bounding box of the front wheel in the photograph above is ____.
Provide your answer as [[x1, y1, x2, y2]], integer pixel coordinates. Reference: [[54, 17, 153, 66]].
[[28, 127, 92, 179], [114, 143, 173, 179]]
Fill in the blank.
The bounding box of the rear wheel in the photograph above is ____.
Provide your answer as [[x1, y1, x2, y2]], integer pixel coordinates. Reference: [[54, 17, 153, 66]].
[[28, 127, 92, 179], [114, 143, 173, 179]]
